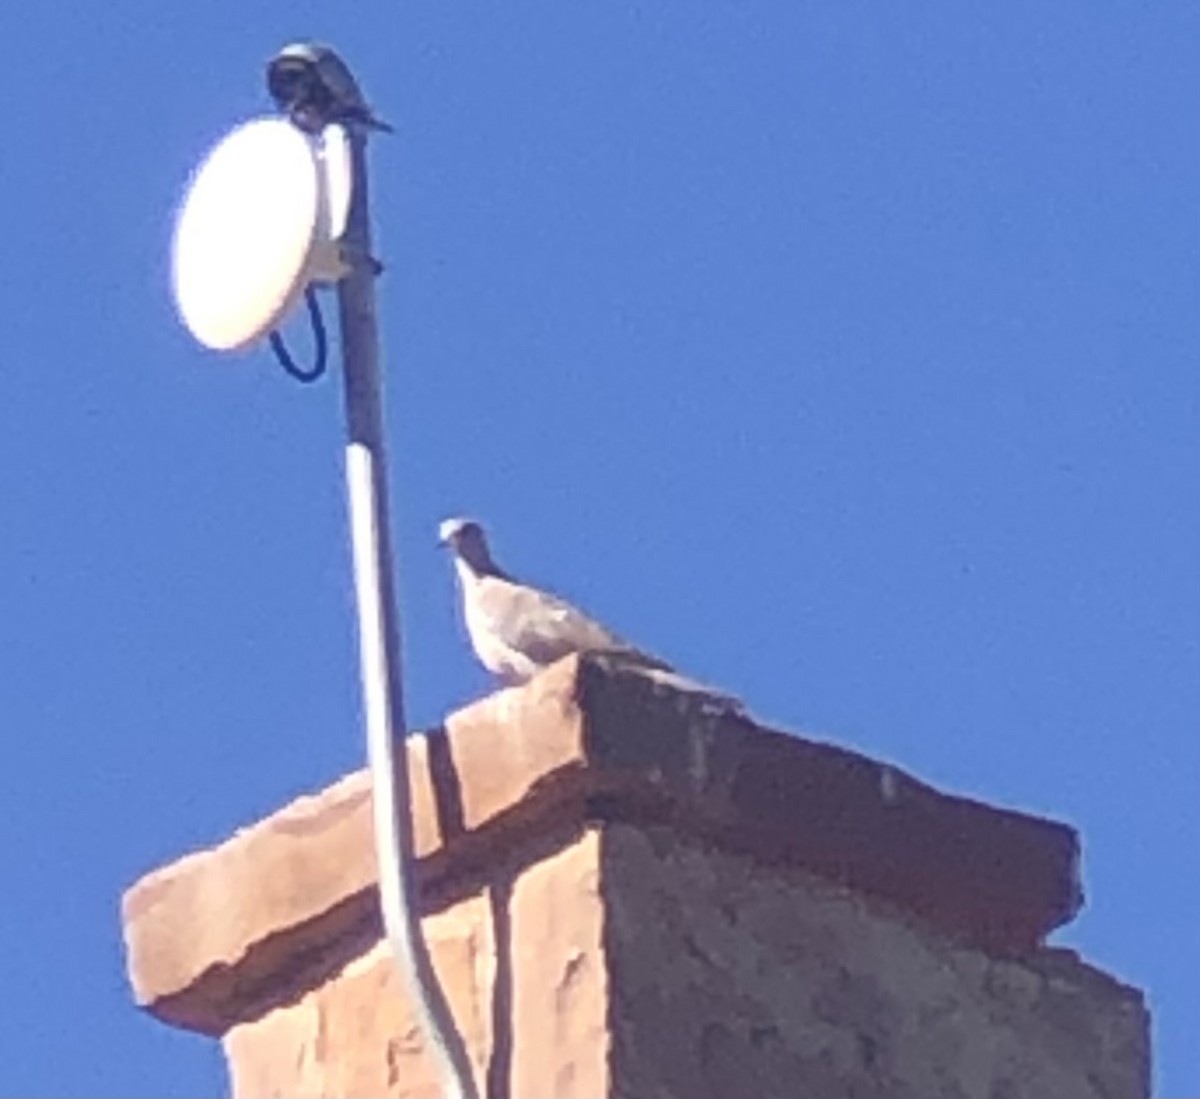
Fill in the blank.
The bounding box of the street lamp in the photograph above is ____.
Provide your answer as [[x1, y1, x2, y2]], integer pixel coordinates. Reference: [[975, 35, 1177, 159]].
[[169, 41, 477, 1099]]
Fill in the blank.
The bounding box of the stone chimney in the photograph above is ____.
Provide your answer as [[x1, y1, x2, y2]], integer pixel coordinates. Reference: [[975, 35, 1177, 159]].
[[121, 654, 1149, 1098]]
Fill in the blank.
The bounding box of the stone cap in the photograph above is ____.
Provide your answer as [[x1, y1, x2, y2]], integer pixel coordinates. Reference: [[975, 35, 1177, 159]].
[[121, 653, 1082, 1037]]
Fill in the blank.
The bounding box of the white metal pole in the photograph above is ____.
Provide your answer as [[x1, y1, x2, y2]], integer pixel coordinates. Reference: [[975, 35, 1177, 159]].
[[336, 122, 479, 1099]]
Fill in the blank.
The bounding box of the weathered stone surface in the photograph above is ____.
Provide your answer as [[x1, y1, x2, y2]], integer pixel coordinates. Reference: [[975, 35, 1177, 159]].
[[604, 823, 1148, 1099], [222, 829, 610, 1099], [122, 653, 1083, 1037], [217, 822, 1147, 1099], [507, 828, 608, 1099], [222, 897, 496, 1099], [119, 644, 1150, 1097], [121, 666, 590, 1036]]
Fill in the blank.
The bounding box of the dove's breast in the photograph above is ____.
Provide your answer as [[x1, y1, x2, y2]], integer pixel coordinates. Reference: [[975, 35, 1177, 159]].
[[454, 565, 541, 683]]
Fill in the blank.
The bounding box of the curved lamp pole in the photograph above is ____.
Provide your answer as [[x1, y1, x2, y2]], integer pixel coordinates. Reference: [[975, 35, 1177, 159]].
[[267, 43, 479, 1099]]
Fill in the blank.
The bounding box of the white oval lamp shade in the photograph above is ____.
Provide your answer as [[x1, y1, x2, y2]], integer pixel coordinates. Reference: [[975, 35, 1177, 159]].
[[172, 118, 320, 352]]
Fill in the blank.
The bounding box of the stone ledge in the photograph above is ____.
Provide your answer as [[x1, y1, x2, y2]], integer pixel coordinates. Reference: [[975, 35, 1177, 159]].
[[121, 652, 1081, 1037]]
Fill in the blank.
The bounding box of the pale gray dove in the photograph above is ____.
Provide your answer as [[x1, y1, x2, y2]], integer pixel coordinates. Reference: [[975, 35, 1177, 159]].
[[438, 517, 745, 715]]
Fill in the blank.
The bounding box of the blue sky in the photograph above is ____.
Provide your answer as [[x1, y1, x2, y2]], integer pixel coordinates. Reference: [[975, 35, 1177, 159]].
[[1, 3, 1196, 1095]]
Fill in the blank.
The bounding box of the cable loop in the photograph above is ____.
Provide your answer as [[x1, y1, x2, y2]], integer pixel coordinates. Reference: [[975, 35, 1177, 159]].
[[269, 285, 327, 383]]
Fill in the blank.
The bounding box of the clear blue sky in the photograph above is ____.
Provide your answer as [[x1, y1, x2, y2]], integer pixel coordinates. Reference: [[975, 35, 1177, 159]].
[[1, 4, 1195, 1096]]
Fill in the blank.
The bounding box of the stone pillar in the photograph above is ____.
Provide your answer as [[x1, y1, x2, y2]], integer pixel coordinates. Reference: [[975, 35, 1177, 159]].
[[121, 654, 1150, 1098]]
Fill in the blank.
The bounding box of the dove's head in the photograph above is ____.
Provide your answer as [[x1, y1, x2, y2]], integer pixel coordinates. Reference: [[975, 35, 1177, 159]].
[[438, 517, 497, 575]]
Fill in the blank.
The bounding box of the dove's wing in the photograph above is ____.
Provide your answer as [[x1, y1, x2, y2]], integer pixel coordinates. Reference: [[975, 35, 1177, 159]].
[[473, 577, 626, 667]]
